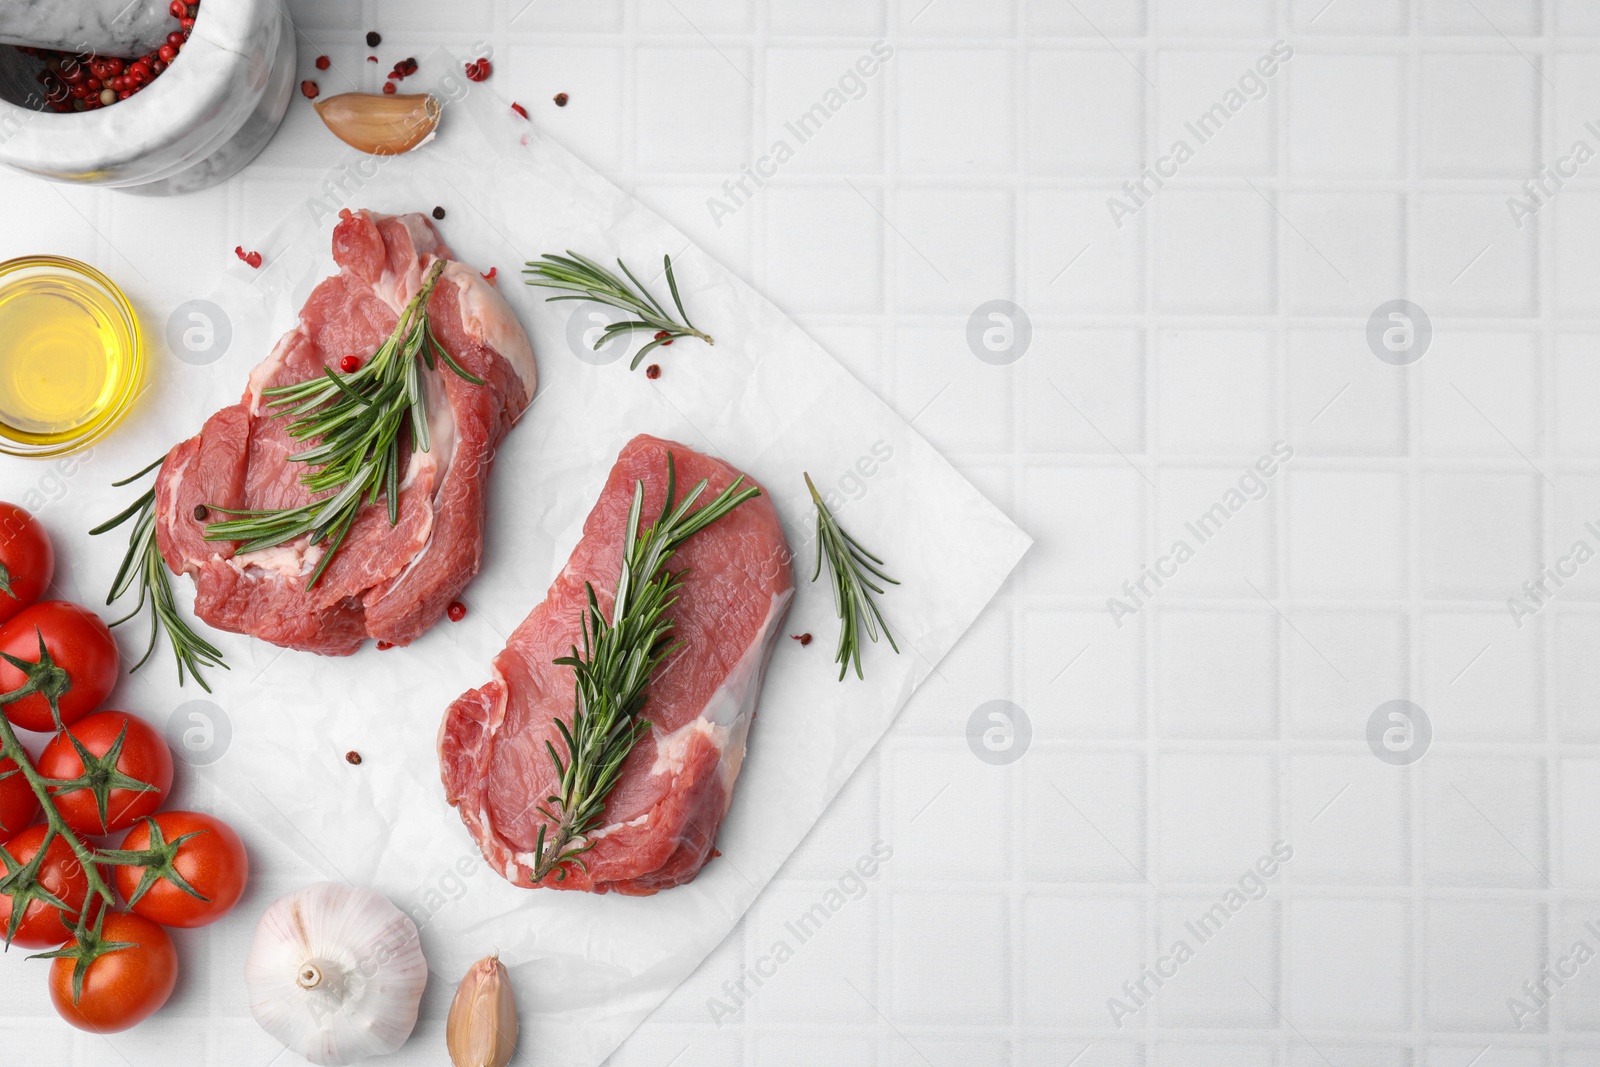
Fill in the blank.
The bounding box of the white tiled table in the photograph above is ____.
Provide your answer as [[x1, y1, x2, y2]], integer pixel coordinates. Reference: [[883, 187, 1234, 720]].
[[4, 1, 1600, 1064]]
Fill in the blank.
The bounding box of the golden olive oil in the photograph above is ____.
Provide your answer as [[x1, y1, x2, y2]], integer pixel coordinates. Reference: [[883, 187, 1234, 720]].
[[0, 270, 133, 447]]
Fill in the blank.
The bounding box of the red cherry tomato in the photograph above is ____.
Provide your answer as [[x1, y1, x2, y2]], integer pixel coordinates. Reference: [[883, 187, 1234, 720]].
[[37, 712, 172, 836], [48, 911, 177, 1033], [113, 811, 248, 929], [0, 751, 41, 836], [0, 602, 119, 732], [0, 503, 54, 626], [0, 825, 90, 948]]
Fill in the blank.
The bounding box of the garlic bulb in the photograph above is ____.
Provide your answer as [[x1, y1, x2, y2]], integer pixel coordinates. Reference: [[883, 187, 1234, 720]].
[[244, 882, 429, 1066], [446, 955, 519, 1067], [314, 92, 442, 155]]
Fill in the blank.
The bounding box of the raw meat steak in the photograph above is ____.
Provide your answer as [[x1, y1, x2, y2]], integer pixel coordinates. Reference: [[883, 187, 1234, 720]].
[[154, 209, 537, 655], [438, 435, 794, 895]]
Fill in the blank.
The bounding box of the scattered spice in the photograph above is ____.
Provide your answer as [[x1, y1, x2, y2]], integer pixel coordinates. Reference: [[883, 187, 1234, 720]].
[[447, 601, 467, 622], [300, 79, 319, 99], [481, 267, 497, 282], [791, 632, 813, 646], [367, 55, 378, 63], [366, 30, 382, 47], [376, 641, 394, 650], [234, 246, 262, 269], [553, 92, 569, 107], [382, 81, 396, 94], [339, 355, 360, 373], [652, 329, 674, 347], [432, 205, 446, 220], [315, 55, 330, 71], [192, 504, 209, 521], [510, 101, 528, 120], [645, 364, 661, 380], [465, 58, 491, 82], [345, 750, 362, 765]]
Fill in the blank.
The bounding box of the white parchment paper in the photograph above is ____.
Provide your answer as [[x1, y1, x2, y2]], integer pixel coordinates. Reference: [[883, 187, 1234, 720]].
[[70, 64, 1029, 1065]]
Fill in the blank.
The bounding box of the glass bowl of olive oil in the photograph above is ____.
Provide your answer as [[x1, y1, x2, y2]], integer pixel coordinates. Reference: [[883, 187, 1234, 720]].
[[0, 256, 143, 458]]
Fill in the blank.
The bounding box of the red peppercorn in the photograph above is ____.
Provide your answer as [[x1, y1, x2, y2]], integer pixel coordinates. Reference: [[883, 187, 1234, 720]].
[[791, 633, 813, 646], [447, 601, 467, 622], [300, 79, 319, 99], [367, 55, 378, 63], [510, 101, 528, 120], [180, 17, 195, 32], [465, 58, 490, 82], [376, 640, 394, 651], [159, 45, 178, 63], [169, 0, 186, 16], [554, 92, 569, 107], [234, 246, 262, 269], [646, 364, 661, 379], [382, 81, 396, 94], [339, 355, 360, 373], [315, 55, 330, 70], [480, 267, 496, 282], [167, 31, 185, 46], [152, 59, 168, 74]]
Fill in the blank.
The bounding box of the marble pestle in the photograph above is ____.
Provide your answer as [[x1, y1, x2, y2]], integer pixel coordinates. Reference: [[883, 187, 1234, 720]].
[[0, 0, 172, 57]]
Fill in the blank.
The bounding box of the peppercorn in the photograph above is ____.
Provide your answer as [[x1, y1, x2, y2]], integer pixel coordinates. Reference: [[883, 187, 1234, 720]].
[[339, 355, 360, 373], [300, 80, 318, 99], [346, 750, 362, 765], [447, 601, 467, 622], [432, 206, 446, 220], [646, 364, 661, 379], [193, 504, 209, 521], [554, 92, 568, 107], [366, 30, 381, 47], [315, 55, 330, 71]]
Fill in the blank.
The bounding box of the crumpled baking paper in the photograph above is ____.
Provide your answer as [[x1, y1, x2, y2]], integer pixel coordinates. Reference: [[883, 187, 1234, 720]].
[[64, 61, 1029, 1066]]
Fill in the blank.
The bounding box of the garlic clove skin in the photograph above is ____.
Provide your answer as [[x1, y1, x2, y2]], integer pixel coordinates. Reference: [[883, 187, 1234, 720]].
[[245, 882, 429, 1067], [446, 954, 519, 1067], [313, 93, 442, 156]]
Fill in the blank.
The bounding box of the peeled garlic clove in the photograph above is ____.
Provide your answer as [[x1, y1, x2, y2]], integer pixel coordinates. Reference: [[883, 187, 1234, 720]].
[[314, 92, 442, 155], [244, 882, 429, 1067], [446, 954, 518, 1067]]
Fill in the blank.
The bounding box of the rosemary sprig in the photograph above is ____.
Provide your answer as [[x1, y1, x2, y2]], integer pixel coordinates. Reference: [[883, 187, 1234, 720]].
[[90, 456, 228, 691], [804, 473, 899, 681], [202, 261, 482, 588], [525, 251, 712, 370], [532, 454, 759, 883]]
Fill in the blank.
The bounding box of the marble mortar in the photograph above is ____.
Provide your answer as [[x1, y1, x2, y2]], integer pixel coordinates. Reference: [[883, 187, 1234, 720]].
[[0, 0, 295, 194]]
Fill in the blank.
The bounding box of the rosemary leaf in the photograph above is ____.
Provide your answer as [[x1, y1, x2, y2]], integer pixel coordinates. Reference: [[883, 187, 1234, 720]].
[[201, 260, 481, 588], [90, 458, 228, 691], [532, 454, 759, 883], [804, 473, 900, 681], [524, 251, 713, 371]]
